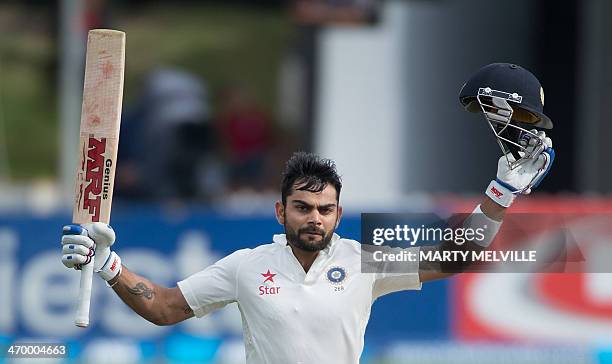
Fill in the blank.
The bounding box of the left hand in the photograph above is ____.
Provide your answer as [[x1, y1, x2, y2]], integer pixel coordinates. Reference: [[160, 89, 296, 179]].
[[486, 131, 555, 207]]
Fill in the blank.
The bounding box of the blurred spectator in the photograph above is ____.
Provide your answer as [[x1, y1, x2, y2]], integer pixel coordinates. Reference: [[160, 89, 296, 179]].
[[83, 0, 110, 31], [216, 85, 274, 192], [116, 68, 223, 203], [292, 0, 380, 25]]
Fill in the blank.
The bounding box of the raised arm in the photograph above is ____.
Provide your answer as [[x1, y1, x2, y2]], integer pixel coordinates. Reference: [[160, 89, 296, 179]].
[[106, 266, 193, 325], [419, 133, 554, 282], [418, 197, 504, 282], [61, 223, 193, 326]]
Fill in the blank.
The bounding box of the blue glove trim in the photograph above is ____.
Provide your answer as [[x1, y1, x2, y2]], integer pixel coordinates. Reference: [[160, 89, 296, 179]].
[[62, 224, 85, 236], [495, 178, 518, 193], [531, 147, 555, 189]]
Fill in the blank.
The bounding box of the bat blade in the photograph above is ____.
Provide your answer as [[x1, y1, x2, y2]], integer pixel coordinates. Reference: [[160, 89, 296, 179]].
[[73, 29, 125, 328]]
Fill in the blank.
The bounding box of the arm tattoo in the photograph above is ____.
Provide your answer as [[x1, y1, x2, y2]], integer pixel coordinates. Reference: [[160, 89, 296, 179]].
[[127, 282, 155, 300], [184, 306, 193, 315]]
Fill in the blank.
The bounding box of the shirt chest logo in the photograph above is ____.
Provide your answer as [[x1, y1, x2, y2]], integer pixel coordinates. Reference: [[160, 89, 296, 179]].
[[259, 269, 281, 296], [326, 266, 347, 285]]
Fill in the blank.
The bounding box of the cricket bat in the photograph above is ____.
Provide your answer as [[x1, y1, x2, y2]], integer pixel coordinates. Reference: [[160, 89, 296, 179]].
[[73, 29, 125, 328]]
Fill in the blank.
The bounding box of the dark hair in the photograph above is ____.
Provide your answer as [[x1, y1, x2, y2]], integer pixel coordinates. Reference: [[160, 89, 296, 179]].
[[281, 152, 342, 205]]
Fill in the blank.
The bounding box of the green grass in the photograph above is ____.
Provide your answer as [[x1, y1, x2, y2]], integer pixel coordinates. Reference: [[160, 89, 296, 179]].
[[0, 16, 57, 179], [0, 3, 293, 180], [117, 4, 294, 114]]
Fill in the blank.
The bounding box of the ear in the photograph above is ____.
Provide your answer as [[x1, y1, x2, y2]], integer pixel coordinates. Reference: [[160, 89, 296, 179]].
[[335, 205, 343, 229], [274, 201, 285, 225]]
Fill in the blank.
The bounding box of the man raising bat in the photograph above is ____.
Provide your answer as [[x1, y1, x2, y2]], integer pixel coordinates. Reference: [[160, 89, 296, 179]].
[[60, 63, 554, 363]]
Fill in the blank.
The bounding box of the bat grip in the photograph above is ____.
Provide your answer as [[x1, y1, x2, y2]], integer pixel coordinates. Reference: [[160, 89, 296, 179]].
[[75, 256, 95, 327]]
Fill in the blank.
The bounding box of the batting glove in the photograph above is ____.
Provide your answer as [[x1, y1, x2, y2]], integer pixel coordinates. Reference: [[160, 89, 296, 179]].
[[486, 131, 555, 207], [61, 222, 122, 281]]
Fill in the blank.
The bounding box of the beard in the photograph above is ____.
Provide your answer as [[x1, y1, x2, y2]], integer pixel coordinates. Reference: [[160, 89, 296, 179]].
[[285, 223, 335, 252]]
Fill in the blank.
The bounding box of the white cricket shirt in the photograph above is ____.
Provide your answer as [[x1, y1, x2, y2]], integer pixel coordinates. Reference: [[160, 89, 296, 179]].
[[177, 233, 421, 364]]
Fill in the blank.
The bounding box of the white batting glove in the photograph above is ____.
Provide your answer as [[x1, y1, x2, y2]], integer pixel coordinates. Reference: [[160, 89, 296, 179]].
[[486, 131, 555, 207], [61, 222, 122, 281]]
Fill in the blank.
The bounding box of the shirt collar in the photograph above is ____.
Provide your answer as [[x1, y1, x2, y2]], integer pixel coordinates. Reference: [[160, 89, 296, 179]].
[[273, 233, 340, 254]]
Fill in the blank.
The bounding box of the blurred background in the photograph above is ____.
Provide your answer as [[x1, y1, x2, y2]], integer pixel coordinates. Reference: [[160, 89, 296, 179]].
[[1, 0, 612, 363]]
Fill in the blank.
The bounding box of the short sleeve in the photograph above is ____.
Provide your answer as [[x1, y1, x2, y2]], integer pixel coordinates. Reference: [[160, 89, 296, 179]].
[[371, 246, 421, 300], [177, 249, 251, 318]]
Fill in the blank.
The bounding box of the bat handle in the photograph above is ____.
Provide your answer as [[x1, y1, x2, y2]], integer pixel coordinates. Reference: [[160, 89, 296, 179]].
[[75, 256, 95, 327]]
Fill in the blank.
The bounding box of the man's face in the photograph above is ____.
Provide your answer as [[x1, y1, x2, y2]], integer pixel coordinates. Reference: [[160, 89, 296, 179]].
[[275, 183, 342, 252]]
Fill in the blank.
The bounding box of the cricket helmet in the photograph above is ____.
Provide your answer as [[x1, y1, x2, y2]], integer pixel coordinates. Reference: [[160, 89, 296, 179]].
[[459, 63, 553, 168]]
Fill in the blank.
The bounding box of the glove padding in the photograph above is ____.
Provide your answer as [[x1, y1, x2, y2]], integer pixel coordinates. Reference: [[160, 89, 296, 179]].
[[61, 222, 121, 281], [486, 131, 555, 207]]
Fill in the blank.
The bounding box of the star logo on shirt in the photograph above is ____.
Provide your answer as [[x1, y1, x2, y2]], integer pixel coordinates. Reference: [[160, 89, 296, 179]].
[[261, 269, 276, 284]]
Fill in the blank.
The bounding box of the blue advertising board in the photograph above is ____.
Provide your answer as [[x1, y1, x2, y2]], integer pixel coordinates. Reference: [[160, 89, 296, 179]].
[[0, 206, 448, 362]]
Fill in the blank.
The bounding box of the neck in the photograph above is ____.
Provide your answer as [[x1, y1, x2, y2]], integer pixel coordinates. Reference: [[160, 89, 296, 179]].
[[288, 244, 319, 273]]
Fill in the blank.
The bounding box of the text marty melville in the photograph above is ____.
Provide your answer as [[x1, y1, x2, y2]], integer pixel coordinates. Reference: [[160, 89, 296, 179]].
[[372, 249, 537, 263]]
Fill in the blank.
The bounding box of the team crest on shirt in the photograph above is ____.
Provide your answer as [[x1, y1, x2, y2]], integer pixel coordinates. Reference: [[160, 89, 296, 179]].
[[326, 266, 347, 285]]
